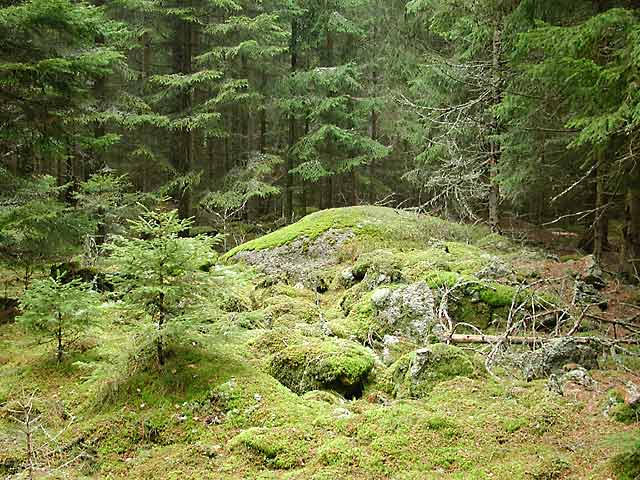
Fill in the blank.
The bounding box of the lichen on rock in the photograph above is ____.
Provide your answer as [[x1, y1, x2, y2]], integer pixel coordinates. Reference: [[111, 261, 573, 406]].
[[389, 344, 480, 398], [508, 338, 599, 381], [255, 329, 375, 396]]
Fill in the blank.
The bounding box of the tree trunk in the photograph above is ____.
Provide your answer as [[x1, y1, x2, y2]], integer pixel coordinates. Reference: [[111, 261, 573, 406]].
[[621, 172, 640, 280], [157, 292, 166, 366], [56, 317, 63, 363], [488, 26, 502, 233], [368, 70, 379, 204], [284, 20, 298, 221], [173, 14, 195, 220], [593, 151, 607, 263]]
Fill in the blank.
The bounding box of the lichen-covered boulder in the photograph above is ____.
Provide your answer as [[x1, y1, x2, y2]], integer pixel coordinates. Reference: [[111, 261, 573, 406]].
[[234, 229, 353, 290], [352, 250, 403, 288], [374, 282, 435, 343], [257, 331, 375, 397], [390, 344, 479, 398], [331, 281, 436, 346], [516, 338, 599, 381]]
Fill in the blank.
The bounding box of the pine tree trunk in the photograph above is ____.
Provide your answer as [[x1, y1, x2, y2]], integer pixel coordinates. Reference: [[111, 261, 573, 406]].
[[284, 20, 298, 221], [593, 152, 607, 263], [488, 26, 501, 233], [173, 15, 195, 220], [56, 317, 63, 363], [621, 172, 640, 280], [368, 70, 378, 204]]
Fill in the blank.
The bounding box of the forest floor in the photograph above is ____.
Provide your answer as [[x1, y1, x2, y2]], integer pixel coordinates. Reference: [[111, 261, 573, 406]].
[[1, 206, 639, 479]]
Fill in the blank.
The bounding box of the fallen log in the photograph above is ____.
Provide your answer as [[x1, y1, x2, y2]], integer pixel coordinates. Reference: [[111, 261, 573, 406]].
[[440, 333, 640, 346]]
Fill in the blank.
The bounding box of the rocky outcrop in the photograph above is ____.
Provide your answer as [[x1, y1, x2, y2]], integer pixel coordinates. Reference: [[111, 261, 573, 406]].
[[515, 338, 599, 381], [389, 344, 479, 398], [372, 282, 436, 343], [235, 229, 354, 291]]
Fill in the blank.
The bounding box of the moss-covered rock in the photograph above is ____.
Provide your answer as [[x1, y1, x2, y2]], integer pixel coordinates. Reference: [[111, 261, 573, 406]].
[[511, 338, 599, 381], [229, 425, 314, 469], [332, 282, 435, 346], [225, 206, 494, 259], [262, 295, 320, 328], [390, 344, 480, 398], [265, 335, 375, 396], [352, 249, 403, 288]]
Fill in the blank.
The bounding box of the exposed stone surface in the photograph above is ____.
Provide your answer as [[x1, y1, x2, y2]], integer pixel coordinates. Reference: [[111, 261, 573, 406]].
[[516, 338, 599, 381], [235, 229, 354, 290], [390, 344, 478, 398], [547, 367, 595, 395], [374, 282, 436, 344]]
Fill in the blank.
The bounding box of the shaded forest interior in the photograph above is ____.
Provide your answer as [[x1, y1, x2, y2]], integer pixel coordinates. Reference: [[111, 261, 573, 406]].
[[1, 0, 640, 274]]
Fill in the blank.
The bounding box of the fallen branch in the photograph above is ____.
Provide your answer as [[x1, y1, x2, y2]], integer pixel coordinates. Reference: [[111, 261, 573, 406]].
[[442, 333, 640, 346]]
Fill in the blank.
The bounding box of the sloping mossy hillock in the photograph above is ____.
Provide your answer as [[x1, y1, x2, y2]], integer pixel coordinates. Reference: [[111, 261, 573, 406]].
[[224, 206, 501, 260]]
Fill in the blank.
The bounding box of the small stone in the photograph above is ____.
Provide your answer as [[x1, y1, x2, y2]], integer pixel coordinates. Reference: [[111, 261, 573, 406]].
[[625, 381, 640, 407], [371, 288, 391, 307], [548, 367, 595, 395], [254, 393, 263, 402], [332, 407, 352, 419]]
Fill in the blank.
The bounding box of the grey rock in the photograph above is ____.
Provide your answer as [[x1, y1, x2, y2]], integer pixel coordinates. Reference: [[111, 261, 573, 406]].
[[476, 256, 512, 279], [339, 268, 356, 288], [581, 255, 606, 290], [235, 229, 354, 289], [375, 282, 435, 343], [548, 367, 595, 395], [625, 381, 640, 407], [371, 288, 391, 307], [574, 280, 608, 310], [332, 407, 352, 419], [519, 338, 599, 381]]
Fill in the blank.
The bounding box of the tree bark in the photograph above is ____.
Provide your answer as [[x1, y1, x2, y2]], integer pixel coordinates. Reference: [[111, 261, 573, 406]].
[[488, 26, 502, 233], [621, 171, 640, 279], [593, 150, 607, 263], [56, 317, 63, 363], [368, 70, 378, 204], [284, 20, 298, 221]]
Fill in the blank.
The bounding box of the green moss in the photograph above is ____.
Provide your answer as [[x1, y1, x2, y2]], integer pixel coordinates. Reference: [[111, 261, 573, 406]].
[[352, 249, 403, 286], [611, 434, 640, 480], [263, 333, 375, 395], [317, 436, 361, 466], [230, 425, 313, 469], [390, 344, 480, 398], [262, 295, 320, 327], [611, 402, 640, 424], [330, 292, 377, 342], [530, 456, 571, 480], [224, 206, 495, 260]]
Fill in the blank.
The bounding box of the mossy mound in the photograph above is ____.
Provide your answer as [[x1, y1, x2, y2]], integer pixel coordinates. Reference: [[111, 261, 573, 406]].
[[224, 206, 495, 259], [261, 295, 320, 327], [389, 344, 481, 398], [229, 425, 314, 469], [255, 330, 375, 396]]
